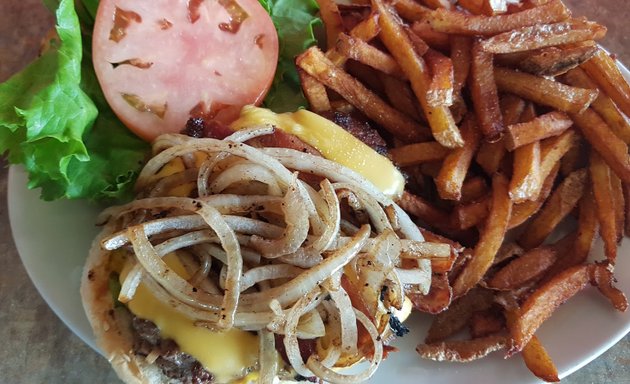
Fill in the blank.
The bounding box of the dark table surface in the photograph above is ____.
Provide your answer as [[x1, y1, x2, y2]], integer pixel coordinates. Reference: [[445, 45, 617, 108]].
[[1, 1, 629, 383]]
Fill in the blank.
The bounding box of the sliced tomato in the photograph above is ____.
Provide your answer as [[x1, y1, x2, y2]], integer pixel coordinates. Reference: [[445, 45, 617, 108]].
[[92, 0, 279, 141]]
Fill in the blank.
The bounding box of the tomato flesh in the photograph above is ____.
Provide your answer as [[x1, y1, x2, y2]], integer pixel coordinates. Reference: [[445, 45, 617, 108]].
[[92, 0, 279, 141]]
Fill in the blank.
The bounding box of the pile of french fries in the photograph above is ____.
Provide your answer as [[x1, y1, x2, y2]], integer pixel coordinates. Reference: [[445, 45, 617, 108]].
[[296, 0, 630, 381]]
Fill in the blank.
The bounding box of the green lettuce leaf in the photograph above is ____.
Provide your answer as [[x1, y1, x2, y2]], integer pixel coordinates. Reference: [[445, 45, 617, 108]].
[[79, 0, 99, 20], [0, 0, 148, 201], [260, 0, 321, 112]]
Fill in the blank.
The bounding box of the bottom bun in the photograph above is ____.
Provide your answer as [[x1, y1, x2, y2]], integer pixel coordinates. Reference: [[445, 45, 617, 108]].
[[82, 224, 292, 384], [81, 224, 191, 384]]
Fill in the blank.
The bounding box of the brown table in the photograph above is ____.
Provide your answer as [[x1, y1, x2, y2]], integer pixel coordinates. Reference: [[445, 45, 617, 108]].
[[1, 1, 629, 383]]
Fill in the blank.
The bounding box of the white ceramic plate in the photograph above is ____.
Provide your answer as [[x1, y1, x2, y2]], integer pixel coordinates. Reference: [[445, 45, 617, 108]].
[[9, 64, 630, 383]]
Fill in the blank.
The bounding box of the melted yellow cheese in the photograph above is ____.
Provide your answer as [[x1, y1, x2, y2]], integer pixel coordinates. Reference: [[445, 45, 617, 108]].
[[153, 151, 211, 196], [120, 254, 259, 383], [155, 156, 185, 178], [235, 371, 259, 384], [230, 106, 405, 198]]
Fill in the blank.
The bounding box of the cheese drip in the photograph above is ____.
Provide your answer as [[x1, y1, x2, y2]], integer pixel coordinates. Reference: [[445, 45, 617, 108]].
[[120, 254, 259, 383], [231, 106, 405, 198]]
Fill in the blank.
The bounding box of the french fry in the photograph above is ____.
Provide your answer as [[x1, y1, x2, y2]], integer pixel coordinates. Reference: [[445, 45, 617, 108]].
[[505, 111, 573, 151], [409, 273, 453, 314], [563, 67, 630, 144], [476, 94, 526, 175], [389, 141, 450, 167], [625, 183, 630, 237], [509, 141, 542, 203], [349, 10, 380, 39], [449, 249, 473, 282], [471, 40, 504, 141], [544, 187, 598, 278], [570, 108, 630, 183], [420, 0, 453, 10], [592, 98, 630, 144], [296, 46, 428, 142], [502, 94, 528, 124], [480, 20, 606, 54], [298, 70, 331, 113], [425, 49, 455, 107], [508, 163, 560, 229], [379, 74, 423, 121], [502, 1, 524, 12], [580, 49, 630, 118], [538, 130, 578, 185], [336, 33, 405, 78], [411, 247, 458, 275], [425, 0, 570, 36], [346, 60, 386, 94], [509, 263, 627, 355], [496, 40, 598, 76], [414, 231, 460, 274], [436, 115, 481, 200], [417, 333, 507, 362], [452, 197, 490, 230], [410, 21, 451, 52], [399, 191, 453, 234], [508, 264, 591, 355], [611, 172, 625, 243], [470, 310, 505, 338], [453, 174, 513, 297], [461, 176, 489, 203], [508, 101, 540, 202], [495, 67, 599, 114], [590, 264, 629, 312], [575, 188, 599, 262], [559, 137, 583, 176], [373, 0, 464, 148], [404, 26, 431, 56], [327, 12, 381, 67], [337, 3, 370, 20], [590, 151, 618, 264], [316, 0, 344, 50], [425, 288, 495, 343], [419, 161, 443, 178], [493, 242, 525, 266], [487, 246, 557, 290], [431, 255, 457, 274], [541, 244, 585, 287], [521, 335, 560, 383], [393, 0, 431, 22], [519, 101, 537, 122], [457, 0, 485, 15], [450, 36, 473, 94], [518, 169, 587, 250], [522, 0, 554, 7]]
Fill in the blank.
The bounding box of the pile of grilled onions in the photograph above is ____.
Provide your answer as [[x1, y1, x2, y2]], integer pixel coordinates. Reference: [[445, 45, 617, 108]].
[[96, 127, 445, 383]]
